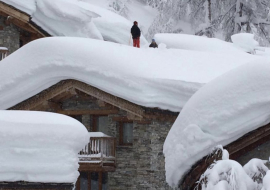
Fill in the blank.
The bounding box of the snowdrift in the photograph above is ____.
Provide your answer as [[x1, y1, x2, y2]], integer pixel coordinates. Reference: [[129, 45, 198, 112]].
[[0, 110, 88, 183], [164, 59, 270, 187], [0, 0, 148, 45], [154, 33, 246, 54], [0, 37, 257, 111]]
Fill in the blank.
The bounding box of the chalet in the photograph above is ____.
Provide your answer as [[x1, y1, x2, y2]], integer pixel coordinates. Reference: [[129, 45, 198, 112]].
[[7, 79, 178, 190], [0, 2, 177, 189]]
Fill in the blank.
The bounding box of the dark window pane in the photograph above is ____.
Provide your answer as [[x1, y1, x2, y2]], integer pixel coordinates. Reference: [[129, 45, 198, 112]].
[[80, 172, 88, 190], [102, 173, 108, 190], [97, 116, 109, 135], [123, 123, 133, 144], [91, 172, 98, 189]]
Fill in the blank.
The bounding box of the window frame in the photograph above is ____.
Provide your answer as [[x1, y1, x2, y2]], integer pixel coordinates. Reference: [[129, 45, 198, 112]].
[[119, 121, 133, 146], [92, 115, 108, 133]]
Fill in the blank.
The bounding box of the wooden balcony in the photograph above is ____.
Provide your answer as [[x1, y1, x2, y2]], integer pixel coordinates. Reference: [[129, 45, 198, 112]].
[[0, 48, 8, 60], [78, 136, 116, 172]]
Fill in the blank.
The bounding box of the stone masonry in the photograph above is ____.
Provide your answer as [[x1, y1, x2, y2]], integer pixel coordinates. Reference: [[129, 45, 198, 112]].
[[62, 96, 176, 190], [0, 16, 20, 54]]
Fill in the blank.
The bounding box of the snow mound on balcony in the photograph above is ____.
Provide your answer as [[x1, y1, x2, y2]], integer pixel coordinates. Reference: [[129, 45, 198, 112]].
[[0, 37, 258, 111], [0, 110, 88, 183], [0, 0, 148, 45], [164, 59, 270, 187]]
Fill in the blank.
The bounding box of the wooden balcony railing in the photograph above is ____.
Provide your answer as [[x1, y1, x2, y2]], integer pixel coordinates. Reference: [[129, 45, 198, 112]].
[[78, 136, 116, 169], [0, 48, 8, 60]]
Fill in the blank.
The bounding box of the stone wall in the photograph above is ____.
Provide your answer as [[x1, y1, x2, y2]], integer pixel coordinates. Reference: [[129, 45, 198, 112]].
[[0, 16, 20, 54], [62, 98, 175, 190]]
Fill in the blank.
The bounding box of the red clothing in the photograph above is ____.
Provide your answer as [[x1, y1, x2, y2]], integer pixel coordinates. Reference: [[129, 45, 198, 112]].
[[133, 38, 140, 48]]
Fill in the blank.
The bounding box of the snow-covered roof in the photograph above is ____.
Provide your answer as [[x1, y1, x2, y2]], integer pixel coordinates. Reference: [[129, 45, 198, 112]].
[[0, 37, 258, 111], [0, 0, 148, 45], [0, 110, 88, 183], [163, 59, 270, 187], [154, 33, 245, 53]]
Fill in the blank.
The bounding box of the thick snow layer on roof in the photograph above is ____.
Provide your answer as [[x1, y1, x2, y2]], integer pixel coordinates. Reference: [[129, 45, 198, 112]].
[[0, 0, 148, 45], [154, 33, 246, 54], [163, 59, 270, 187], [0, 110, 88, 183], [0, 37, 258, 111]]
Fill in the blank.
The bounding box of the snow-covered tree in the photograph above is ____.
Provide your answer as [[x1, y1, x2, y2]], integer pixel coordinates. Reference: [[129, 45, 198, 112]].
[[147, 0, 270, 46]]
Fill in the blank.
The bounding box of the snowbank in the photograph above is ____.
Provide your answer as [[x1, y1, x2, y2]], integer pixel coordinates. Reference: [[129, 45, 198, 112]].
[[199, 148, 270, 190], [231, 33, 260, 54], [164, 59, 270, 187], [0, 0, 148, 45], [0, 110, 88, 183], [0, 37, 258, 111], [154, 33, 245, 54]]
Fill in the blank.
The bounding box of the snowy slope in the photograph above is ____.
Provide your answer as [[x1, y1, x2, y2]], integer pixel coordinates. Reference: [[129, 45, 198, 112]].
[[164, 59, 270, 187], [0, 37, 259, 111], [82, 0, 159, 36], [0, 110, 88, 183], [0, 0, 148, 45]]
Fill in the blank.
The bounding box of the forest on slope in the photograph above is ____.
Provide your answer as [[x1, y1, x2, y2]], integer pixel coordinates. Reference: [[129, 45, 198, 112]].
[[83, 0, 270, 46]]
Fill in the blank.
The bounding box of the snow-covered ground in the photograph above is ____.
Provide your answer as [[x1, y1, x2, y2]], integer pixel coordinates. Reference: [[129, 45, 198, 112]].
[[0, 0, 148, 45], [164, 59, 270, 187], [0, 110, 88, 183], [0, 37, 259, 111]]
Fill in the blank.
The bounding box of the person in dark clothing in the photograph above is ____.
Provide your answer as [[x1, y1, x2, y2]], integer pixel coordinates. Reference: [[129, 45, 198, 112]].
[[131, 21, 141, 48], [149, 39, 158, 48]]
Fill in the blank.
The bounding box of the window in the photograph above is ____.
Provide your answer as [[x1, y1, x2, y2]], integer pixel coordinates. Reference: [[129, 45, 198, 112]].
[[119, 122, 133, 146], [92, 115, 109, 135]]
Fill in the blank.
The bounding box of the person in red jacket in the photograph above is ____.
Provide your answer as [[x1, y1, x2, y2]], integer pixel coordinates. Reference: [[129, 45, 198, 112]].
[[131, 21, 141, 48]]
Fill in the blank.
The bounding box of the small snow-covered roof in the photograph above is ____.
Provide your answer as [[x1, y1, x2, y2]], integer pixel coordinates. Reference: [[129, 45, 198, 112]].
[[0, 0, 148, 45], [0, 110, 88, 183], [0, 37, 259, 111], [163, 59, 270, 187]]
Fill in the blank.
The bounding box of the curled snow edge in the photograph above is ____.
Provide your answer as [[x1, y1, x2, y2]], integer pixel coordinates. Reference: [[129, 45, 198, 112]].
[[164, 59, 270, 187]]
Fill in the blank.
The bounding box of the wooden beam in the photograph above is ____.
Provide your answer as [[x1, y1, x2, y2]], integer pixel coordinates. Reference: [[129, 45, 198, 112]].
[[9, 81, 74, 110], [88, 172, 91, 190], [79, 163, 115, 172], [76, 175, 80, 190], [72, 80, 145, 118], [57, 109, 119, 116], [98, 172, 102, 190], [6, 16, 36, 33], [112, 116, 151, 124], [0, 2, 29, 23]]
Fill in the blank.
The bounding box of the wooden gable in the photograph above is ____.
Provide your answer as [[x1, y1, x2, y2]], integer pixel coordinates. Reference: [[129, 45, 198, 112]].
[[9, 79, 145, 119]]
